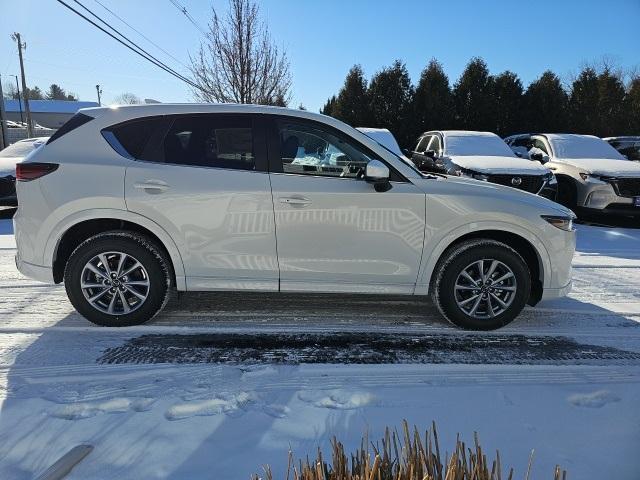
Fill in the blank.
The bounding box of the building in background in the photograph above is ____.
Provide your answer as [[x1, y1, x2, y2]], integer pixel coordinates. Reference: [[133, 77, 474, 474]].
[[3, 99, 98, 129]]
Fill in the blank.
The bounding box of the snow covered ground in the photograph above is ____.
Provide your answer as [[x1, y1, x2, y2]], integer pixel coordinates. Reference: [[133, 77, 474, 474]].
[[0, 218, 639, 479]]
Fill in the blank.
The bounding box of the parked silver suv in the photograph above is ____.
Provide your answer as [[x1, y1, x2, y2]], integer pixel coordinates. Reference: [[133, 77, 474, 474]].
[[14, 104, 576, 330], [505, 133, 640, 217]]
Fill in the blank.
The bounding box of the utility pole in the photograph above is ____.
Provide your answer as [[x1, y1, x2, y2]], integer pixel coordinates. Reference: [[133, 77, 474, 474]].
[[0, 76, 7, 150], [10, 75, 24, 124], [11, 33, 33, 137], [96, 84, 102, 106]]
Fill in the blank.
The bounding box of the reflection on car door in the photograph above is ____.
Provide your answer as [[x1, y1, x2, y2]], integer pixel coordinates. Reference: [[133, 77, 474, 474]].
[[267, 117, 426, 294], [124, 113, 278, 291]]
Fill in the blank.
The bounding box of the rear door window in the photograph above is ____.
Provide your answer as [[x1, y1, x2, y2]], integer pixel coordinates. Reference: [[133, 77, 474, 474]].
[[163, 115, 255, 171]]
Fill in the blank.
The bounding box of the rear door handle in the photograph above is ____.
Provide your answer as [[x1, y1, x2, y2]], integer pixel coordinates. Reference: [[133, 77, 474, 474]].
[[279, 196, 311, 207], [133, 180, 169, 192]]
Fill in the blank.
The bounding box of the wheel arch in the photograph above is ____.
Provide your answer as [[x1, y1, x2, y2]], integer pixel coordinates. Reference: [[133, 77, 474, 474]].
[[48, 210, 186, 290], [419, 225, 549, 306]]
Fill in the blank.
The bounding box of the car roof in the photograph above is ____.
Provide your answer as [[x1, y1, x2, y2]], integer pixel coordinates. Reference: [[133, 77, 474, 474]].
[[422, 130, 498, 138], [603, 136, 640, 141], [81, 103, 331, 123]]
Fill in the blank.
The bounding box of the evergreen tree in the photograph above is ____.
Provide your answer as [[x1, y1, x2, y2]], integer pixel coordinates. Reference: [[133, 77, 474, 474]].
[[332, 65, 370, 126], [412, 59, 453, 139], [24, 86, 44, 100], [522, 71, 568, 132], [46, 84, 67, 100], [320, 95, 337, 116], [625, 77, 640, 133], [596, 67, 626, 137], [569, 67, 600, 134], [368, 60, 413, 147], [453, 57, 495, 131], [492, 71, 523, 136]]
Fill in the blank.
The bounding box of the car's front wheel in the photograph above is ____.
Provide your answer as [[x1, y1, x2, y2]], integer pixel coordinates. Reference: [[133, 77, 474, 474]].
[[64, 231, 172, 326], [432, 240, 531, 330]]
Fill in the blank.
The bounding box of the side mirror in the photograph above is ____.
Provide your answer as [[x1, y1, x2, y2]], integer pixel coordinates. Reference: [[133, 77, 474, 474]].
[[530, 152, 549, 163], [402, 148, 411, 156], [425, 149, 436, 159], [365, 160, 391, 192]]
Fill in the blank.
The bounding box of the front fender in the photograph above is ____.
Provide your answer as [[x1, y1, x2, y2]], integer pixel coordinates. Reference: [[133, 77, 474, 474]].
[[414, 220, 551, 295]]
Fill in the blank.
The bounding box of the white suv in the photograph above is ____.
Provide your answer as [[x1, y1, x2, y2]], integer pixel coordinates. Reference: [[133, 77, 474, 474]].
[[14, 105, 576, 330]]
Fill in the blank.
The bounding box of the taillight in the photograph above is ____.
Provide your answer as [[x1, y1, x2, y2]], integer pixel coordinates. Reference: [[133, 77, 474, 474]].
[[16, 163, 59, 181]]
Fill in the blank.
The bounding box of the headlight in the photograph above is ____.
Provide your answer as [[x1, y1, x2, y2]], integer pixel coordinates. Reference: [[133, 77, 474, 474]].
[[541, 215, 575, 232], [579, 173, 606, 184]]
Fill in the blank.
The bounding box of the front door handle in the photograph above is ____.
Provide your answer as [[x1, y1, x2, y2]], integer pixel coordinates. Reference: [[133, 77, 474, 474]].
[[279, 196, 311, 207], [133, 180, 170, 193]]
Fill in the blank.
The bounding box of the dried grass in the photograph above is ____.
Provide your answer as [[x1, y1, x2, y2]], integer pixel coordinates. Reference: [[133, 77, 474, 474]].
[[252, 420, 566, 480]]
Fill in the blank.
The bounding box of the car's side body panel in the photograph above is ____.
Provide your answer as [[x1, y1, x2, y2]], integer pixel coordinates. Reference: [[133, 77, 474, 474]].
[[270, 173, 426, 293], [125, 162, 278, 291]]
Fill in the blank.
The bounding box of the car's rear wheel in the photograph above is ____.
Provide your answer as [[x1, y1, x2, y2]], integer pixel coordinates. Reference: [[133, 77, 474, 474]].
[[432, 240, 531, 330], [64, 232, 172, 326]]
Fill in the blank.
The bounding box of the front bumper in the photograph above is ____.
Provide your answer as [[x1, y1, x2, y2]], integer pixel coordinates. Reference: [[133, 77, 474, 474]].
[[578, 178, 640, 215]]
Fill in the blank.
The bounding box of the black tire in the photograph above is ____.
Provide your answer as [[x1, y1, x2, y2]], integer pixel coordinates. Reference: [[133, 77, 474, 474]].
[[431, 240, 531, 330], [64, 231, 172, 326]]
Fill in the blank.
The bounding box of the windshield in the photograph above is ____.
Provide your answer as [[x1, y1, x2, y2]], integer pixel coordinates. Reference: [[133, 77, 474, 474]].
[[445, 134, 516, 157], [548, 135, 625, 160], [0, 140, 39, 158]]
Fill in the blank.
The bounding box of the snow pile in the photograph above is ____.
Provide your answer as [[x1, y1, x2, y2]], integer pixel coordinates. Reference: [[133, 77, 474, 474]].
[[567, 390, 621, 408], [50, 397, 154, 420], [299, 389, 375, 409], [165, 391, 256, 420]]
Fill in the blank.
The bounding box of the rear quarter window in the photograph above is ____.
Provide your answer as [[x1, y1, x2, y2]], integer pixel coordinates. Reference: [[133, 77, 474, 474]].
[[103, 117, 166, 159], [46, 113, 94, 145]]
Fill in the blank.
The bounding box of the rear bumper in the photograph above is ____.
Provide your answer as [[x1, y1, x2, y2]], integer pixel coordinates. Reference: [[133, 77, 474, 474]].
[[15, 255, 54, 284]]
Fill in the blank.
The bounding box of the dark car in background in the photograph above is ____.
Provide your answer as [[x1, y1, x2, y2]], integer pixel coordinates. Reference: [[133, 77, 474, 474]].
[[0, 137, 49, 206], [604, 136, 640, 161]]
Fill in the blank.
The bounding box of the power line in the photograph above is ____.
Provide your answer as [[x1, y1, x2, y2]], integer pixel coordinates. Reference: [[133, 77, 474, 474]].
[[55, 0, 207, 94], [69, 0, 194, 86], [168, 0, 208, 36], [93, 0, 190, 71]]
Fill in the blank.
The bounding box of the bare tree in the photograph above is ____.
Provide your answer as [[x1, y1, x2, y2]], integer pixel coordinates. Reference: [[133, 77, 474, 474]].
[[190, 0, 291, 105], [113, 92, 142, 105]]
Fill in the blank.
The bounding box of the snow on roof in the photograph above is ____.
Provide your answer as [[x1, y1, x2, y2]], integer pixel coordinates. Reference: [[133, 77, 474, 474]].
[[443, 131, 516, 157], [441, 130, 496, 138], [356, 128, 403, 156], [3, 99, 99, 114], [545, 134, 624, 160]]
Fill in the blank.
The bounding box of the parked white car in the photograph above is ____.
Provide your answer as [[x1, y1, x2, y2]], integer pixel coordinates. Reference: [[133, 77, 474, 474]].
[[14, 105, 575, 330], [505, 133, 640, 217], [0, 137, 49, 206], [409, 131, 558, 199]]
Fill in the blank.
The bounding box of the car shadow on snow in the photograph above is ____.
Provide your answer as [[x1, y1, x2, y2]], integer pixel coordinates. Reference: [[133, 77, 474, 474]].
[[1, 290, 639, 478]]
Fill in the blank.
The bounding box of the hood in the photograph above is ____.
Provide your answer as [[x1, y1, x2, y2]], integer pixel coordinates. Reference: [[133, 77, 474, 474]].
[[0, 157, 20, 178], [449, 155, 549, 175], [428, 174, 573, 217], [552, 157, 640, 177]]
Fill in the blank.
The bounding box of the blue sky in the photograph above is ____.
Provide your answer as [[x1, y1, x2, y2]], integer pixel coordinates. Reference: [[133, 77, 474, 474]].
[[1, 0, 639, 111]]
